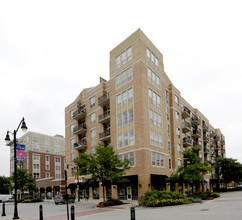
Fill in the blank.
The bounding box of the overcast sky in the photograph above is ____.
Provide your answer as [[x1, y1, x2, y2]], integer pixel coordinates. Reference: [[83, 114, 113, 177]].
[[1, 0, 242, 177]]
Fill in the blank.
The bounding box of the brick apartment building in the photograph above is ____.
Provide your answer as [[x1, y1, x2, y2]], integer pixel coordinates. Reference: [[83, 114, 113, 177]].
[[9, 131, 65, 199], [65, 29, 226, 200]]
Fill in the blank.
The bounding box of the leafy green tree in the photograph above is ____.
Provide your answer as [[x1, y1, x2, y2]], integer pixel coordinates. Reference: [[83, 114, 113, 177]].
[[0, 176, 11, 194], [74, 144, 130, 201], [10, 169, 37, 193], [215, 157, 242, 188], [167, 146, 212, 193]]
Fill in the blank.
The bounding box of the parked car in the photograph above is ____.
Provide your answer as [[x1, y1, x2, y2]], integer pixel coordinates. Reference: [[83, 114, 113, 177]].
[[54, 194, 75, 205]]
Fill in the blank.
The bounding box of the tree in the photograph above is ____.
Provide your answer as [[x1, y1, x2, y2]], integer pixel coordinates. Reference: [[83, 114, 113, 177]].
[[0, 176, 11, 194], [215, 157, 242, 188], [74, 144, 130, 201], [10, 169, 37, 193], [167, 146, 212, 193]]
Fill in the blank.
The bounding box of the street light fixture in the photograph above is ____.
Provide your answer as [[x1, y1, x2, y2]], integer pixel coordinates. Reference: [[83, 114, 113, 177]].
[[5, 117, 28, 219]]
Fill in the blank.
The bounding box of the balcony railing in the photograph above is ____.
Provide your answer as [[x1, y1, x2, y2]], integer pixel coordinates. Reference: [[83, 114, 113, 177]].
[[181, 106, 191, 119], [203, 136, 209, 143], [74, 139, 87, 151], [73, 106, 86, 121], [192, 129, 201, 138], [210, 130, 216, 137], [98, 111, 110, 124], [210, 141, 216, 148], [191, 116, 201, 126], [183, 137, 192, 146], [204, 147, 210, 154], [182, 121, 191, 133], [99, 129, 111, 142], [73, 123, 87, 135], [98, 94, 110, 107], [202, 122, 209, 132]]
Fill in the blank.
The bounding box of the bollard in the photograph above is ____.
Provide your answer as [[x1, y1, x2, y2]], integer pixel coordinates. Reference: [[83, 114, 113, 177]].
[[2, 202, 6, 216], [71, 205, 75, 220], [39, 204, 43, 220], [130, 206, 135, 220]]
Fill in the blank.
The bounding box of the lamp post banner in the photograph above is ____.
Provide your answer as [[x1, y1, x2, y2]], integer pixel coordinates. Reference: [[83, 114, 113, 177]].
[[16, 144, 26, 161]]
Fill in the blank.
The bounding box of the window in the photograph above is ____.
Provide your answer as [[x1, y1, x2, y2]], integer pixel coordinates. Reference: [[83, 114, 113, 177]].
[[55, 157, 61, 179], [70, 124, 74, 134], [117, 114, 122, 128], [33, 154, 40, 179], [45, 138, 49, 145], [128, 88, 133, 102], [90, 96, 95, 108], [33, 136, 39, 142], [178, 159, 182, 168], [147, 48, 159, 69], [149, 109, 153, 124], [129, 130, 135, 146], [55, 149, 61, 155], [90, 112, 96, 124], [33, 173, 40, 179], [122, 91, 127, 106], [91, 129, 96, 141], [91, 146, 96, 155], [157, 95, 161, 108], [166, 106, 170, 120], [70, 138, 75, 148], [70, 110, 74, 119], [116, 67, 133, 89], [117, 94, 122, 108], [176, 111, 180, 122], [158, 115, 162, 128], [128, 109, 134, 123], [116, 47, 132, 69], [152, 152, 165, 167], [169, 158, 172, 169], [45, 156, 50, 170], [176, 127, 180, 138], [148, 68, 152, 82], [165, 90, 169, 104], [118, 134, 123, 148], [116, 55, 121, 68], [177, 144, 181, 154], [55, 140, 61, 147], [33, 145, 40, 152], [168, 141, 171, 155], [45, 148, 50, 153], [119, 152, 135, 167], [123, 132, 128, 146], [46, 172, 50, 178], [123, 112, 128, 126], [148, 89, 153, 103], [175, 95, 179, 106]]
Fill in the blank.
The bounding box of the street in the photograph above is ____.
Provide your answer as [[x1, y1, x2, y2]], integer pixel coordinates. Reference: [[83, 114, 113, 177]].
[[2, 191, 242, 220]]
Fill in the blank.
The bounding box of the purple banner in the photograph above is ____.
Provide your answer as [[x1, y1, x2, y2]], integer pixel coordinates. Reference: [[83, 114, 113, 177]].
[[16, 144, 26, 162]]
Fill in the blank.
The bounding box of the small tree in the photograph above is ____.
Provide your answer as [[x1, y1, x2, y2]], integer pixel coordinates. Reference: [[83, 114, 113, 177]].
[[215, 157, 242, 188], [167, 146, 212, 193], [0, 176, 11, 194], [10, 169, 37, 195], [75, 144, 130, 201]]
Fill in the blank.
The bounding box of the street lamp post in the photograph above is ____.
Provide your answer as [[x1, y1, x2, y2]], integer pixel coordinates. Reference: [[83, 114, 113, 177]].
[[5, 117, 28, 220]]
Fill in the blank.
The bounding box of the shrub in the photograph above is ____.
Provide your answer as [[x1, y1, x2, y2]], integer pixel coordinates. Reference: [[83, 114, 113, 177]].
[[97, 198, 123, 207], [192, 192, 220, 200], [23, 198, 43, 203], [139, 190, 188, 207]]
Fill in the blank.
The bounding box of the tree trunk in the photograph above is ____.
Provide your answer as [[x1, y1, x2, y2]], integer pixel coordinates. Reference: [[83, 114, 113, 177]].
[[103, 185, 105, 202]]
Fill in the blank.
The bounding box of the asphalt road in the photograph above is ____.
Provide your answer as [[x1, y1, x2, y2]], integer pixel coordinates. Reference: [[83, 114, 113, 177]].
[[2, 191, 242, 220]]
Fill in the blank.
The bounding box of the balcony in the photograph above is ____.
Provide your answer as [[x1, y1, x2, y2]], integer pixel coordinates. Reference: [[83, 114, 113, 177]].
[[203, 136, 209, 143], [73, 105, 86, 121], [202, 122, 209, 132], [211, 152, 216, 157], [99, 111, 110, 124], [210, 141, 216, 148], [221, 139, 225, 145], [181, 106, 191, 119], [98, 94, 110, 107], [204, 147, 210, 154], [191, 116, 201, 126], [183, 137, 192, 147], [73, 123, 87, 135], [210, 130, 216, 137], [192, 129, 201, 139], [99, 130, 111, 142], [182, 121, 191, 133], [74, 139, 87, 151], [214, 135, 220, 141], [215, 145, 220, 150]]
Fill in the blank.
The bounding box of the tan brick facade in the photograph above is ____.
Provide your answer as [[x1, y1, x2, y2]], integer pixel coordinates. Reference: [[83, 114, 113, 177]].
[[65, 29, 225, 200]]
